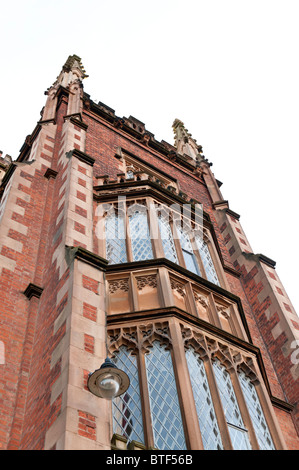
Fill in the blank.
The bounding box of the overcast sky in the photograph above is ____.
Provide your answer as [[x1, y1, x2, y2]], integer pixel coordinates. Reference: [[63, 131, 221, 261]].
[[1, 0, 298, 314]]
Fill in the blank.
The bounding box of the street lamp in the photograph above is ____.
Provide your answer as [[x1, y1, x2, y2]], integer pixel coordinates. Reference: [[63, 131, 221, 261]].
[[87, 357, 130, 400]]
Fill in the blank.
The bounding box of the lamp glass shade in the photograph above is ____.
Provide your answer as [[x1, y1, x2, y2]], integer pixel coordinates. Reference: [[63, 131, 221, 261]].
[[97, 372, 120, 399], [87, 358, 130, 400]]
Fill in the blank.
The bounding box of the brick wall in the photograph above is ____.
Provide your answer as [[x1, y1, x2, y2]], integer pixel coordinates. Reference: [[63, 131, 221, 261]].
[[0, 70, 298, 449]]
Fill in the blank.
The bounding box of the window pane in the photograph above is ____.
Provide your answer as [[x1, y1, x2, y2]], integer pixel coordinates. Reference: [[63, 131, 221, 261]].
[[213, 360, 251, 450], [195, 235, 219, 285], [239, 371, 275, 450], [145, 341, 186, 450], [182, 250, 200, 274], [112, 347, 144, 444], [105, 212, 127, 264], [129, 210, 153, 261], [158, 213, 178, 263], [186, 348, 223, 449], [176, 223, 201, 275]]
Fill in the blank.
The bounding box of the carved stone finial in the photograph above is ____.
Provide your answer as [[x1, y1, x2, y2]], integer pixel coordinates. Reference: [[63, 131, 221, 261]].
[[42, 55, 88, 121], [172, 119, 204, 162]]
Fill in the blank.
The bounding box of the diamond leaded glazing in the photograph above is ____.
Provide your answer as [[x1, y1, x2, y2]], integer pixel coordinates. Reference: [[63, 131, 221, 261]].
[[213, 359, 251, 450], [158, 213, 178, 263], [129, 210, 153, 261], [105, 212, 127, 264], [195, 235, 220, 285], [238, 371, 275, 450], [186, 348, 223, 449], [176, 223, 200, 275], [112, 347, 144, 444], [145, 341, 186, 450]]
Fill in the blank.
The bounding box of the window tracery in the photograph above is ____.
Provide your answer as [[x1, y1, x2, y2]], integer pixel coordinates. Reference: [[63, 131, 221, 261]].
[[107, 321, 277, 450], [102, 199, 222, 289]]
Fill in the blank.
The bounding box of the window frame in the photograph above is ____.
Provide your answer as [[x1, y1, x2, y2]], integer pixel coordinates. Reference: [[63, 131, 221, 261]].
[[101, 197, 223, 288], [108, 320, 280, 450]]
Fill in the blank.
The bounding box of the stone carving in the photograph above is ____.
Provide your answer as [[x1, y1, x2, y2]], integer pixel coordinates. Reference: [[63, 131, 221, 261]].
[[181, 325, 208, 359], [108, 279, 130, 294], [172, 119, 204, 162], [136, 275, 157, 290], [193, 291, 208, 308], [140, 321, 170, 353], [209, 341, 234, 371], [232, 352, 259, 385], [108, 326, 138, 356], [216, 304, 230, 319], [170, 278, 186, 297]]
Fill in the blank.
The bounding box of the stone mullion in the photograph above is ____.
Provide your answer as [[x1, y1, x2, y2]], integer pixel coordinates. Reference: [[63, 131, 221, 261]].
[[124, 202, 134, 263], [171, 217, 185, 269], [208, 293, 223, 328], [192, 240, 206, 279]]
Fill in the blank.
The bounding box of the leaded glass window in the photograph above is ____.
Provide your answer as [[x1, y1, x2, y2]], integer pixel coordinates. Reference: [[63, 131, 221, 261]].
[[238, 371, 275, 450], [176, 222, 201, 275], [129, 209, 153, 261], [112, 346, 145, 444], [105, 212, 127, 264], [157, 213, 178, 264], [195, 235, 220, 285], [186, 348, 223, 449], [213, 359, 251, 450], [145, 341, 186, 450]]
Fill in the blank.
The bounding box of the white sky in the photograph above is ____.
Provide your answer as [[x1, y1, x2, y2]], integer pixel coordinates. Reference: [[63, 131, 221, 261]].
[[1, 0, 298, 314]]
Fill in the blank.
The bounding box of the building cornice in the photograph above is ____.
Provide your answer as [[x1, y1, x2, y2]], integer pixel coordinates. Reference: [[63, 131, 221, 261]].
[[82, 97, 201, 174], [94, 179, 209, 220]]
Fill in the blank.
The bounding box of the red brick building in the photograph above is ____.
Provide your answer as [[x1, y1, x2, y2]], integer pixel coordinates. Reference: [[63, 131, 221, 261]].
[[0, 55, 298, 450]]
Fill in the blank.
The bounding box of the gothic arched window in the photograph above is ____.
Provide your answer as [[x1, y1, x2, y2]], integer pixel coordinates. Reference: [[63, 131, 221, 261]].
[[128, 206, 153, 262], [238, 371, 275, 450], [185, 347, 223, 449], [176, 222, 201, 276], [105, 210, 127, 264], [145, 341, 186, 450], [112, 346, 144, 444], [195, 234, 220, 286], [212, 359, 251, 450], [102, 200, 222, 287], [157, 211, 178, 264]]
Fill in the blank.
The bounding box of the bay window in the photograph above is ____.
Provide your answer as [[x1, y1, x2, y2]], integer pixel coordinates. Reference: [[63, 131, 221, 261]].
[[102, 199, 221, 287], [109, 323, 277, 450]]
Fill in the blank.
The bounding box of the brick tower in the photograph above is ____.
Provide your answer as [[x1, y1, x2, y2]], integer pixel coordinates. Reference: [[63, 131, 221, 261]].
[[0, 55, 298, 450]]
